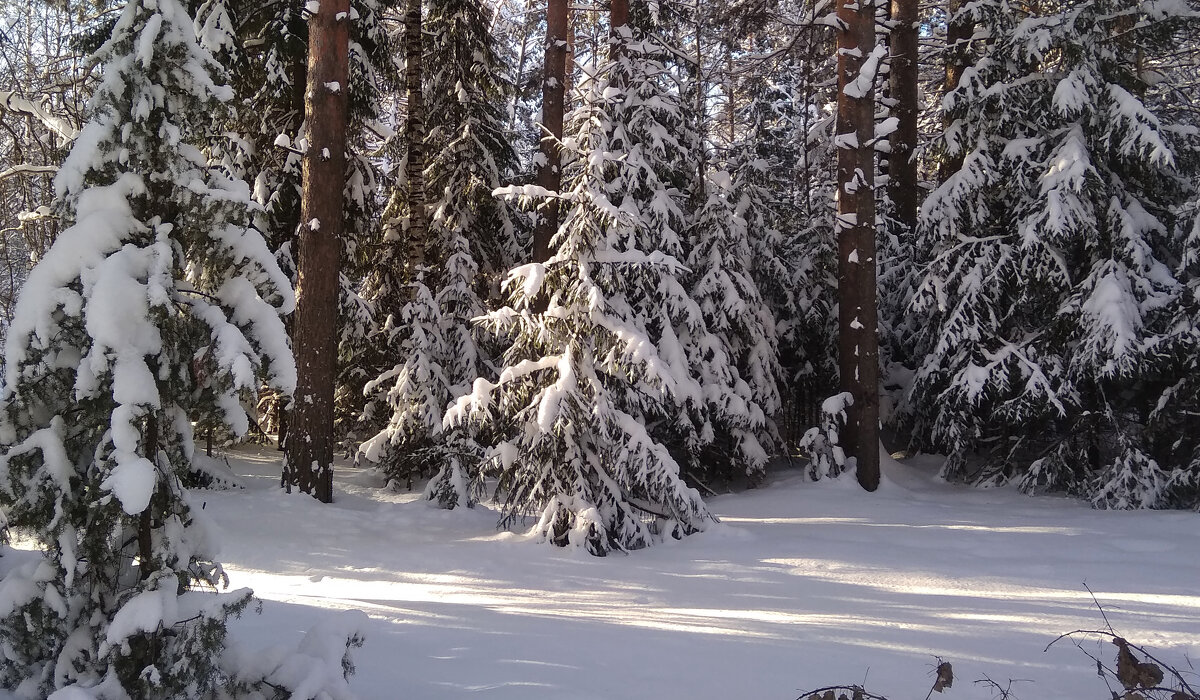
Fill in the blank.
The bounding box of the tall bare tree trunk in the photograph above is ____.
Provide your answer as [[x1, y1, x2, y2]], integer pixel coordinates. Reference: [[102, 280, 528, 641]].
[[284, 0, 350, 503], [836, 0, 880, 491], [610, 0, 629, 35], [939, 0, 972, 182], [404, 0, 428, 275], [693, 0, 706, 198], [565, 10, 576, 97], [610, 0, 629, 66], [532, 0, 569, 264], [889, 0, 919, 236]]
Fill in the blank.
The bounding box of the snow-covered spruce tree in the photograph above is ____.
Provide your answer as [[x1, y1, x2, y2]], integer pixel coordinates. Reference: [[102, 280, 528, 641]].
[[422, 0, 522, 290], [418, 0, 519, 506], [208, 0, 307, 261], [192, 0, 307, 447], [358, 0, 518, 507], [731, 155, 802, 446], [1137, 186, 1200, 509], [727, 141, 800, 388], [590, 28, 773, 488], [684, 167, 783, 482], [204, 0, 395, 260], [452, 55, 714, 556], [734, 28, 841, 448], [357, 273, 451, 488], [353, 0, 433, 466], [902, 0, 1200, 508], [0, 0, 294, 695]]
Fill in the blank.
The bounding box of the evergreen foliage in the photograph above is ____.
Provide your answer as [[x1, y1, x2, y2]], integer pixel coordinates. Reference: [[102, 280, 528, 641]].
[[901, 0, 1200, 508], [735, 28, 841, 437], [359, 0, 518, 508], [685, 167, 782, 481], [329, 0, 397, 448], [584, 27, 783, 490], [0, 0, 294, 695], [585, 31, 711, 480], [454, 35, 715, 555]]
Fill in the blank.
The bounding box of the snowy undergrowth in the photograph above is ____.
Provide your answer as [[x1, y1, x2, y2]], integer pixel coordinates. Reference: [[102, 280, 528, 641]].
[[7, 446, 1194, 699]]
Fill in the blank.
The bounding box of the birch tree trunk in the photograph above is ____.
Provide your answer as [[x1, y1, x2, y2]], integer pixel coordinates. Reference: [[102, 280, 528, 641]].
[[284, 0, 350, 503], [836, 0, 880, 491]]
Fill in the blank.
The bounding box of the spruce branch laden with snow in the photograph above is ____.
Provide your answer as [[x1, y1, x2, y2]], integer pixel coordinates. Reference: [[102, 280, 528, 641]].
[[580, 27, 782, 489], [900, 0, 1200, 508], [0, 0, 294, 695]]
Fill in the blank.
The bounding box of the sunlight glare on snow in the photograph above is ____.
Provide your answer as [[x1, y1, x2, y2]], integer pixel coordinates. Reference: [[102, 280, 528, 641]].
[[167, 448, 1200, 699]]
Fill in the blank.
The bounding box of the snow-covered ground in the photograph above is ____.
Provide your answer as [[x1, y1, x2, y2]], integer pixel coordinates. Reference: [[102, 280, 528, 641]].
[[11, 448, 1200, 699]]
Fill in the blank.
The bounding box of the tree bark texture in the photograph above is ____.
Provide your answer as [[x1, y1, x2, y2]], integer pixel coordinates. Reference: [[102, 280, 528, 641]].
[[532, 0, 569, 264], [888, 0, 919, 236], [610, 0, 629, 64], [939, 0, 972, 182], [404, 0, 428, 274], [284, 0, 350, 504], [610, 0, 629, 36], [565, 9, 576, 97], [692, 0, 706, 199], [836, 0, 881, 491]]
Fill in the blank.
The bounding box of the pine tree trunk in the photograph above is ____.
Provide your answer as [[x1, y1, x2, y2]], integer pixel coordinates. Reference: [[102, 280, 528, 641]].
[[532, 0, 569, 264], [836, 0, 880, 491], [284, 0, 350, 504], [939, 0, 972, 182], [610, 0, 628, 35], [404, 0, 428, 275], [693, 0, 705, 197], [889, 0, 919, 236], [565, 10, 576, 97], [610, 0, 629, 63]]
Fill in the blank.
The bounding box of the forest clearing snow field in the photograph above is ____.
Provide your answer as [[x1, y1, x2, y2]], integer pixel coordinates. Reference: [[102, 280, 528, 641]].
[[10, 447, 1200, 699]]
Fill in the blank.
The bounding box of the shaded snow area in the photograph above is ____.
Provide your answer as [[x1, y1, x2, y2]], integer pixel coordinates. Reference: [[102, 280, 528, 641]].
[[9, 448, 1200, 699]]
